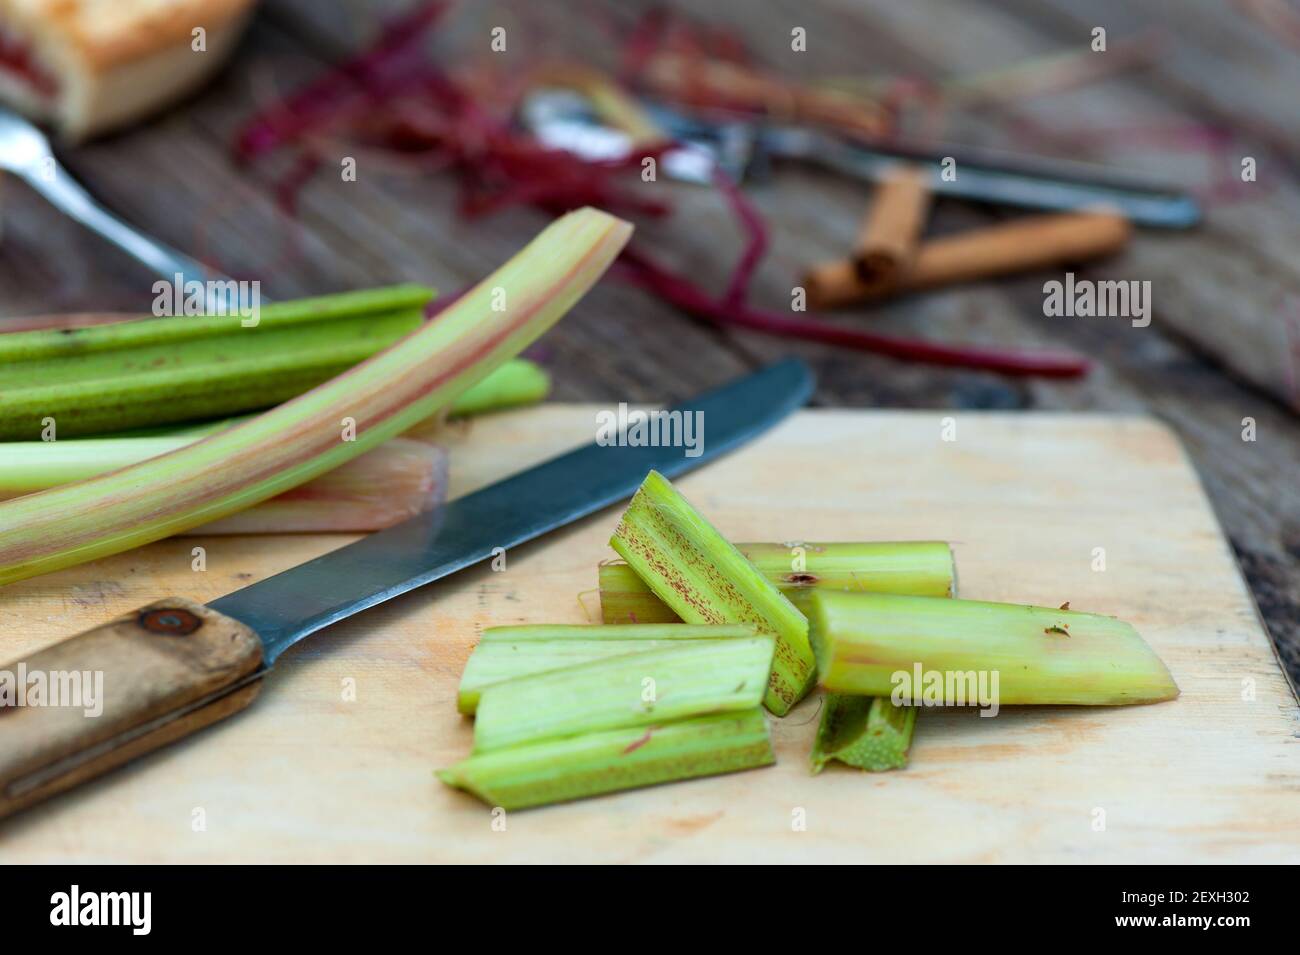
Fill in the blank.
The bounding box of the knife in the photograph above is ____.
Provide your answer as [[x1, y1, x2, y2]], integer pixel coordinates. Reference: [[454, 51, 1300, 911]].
[[757, 125, 1202, 230], [0, 358, 814, 819], [522, 91, 1201, 229]]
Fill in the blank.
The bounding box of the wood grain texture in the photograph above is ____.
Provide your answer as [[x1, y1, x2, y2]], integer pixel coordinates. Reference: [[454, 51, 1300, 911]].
[[0, 597, 263, 819], [0, 407, 1295, 862]]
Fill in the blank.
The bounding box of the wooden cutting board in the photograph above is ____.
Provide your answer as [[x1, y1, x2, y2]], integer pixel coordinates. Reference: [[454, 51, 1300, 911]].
[[2, 407, 1297, 863]]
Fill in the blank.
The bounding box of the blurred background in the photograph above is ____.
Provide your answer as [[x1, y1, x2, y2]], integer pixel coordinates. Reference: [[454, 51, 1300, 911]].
[[1, 0, 1298, 686]]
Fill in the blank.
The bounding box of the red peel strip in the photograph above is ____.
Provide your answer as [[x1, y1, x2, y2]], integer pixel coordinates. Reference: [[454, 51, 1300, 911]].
[[615, 248, 1089, 379], [235, 2, 451, 160]]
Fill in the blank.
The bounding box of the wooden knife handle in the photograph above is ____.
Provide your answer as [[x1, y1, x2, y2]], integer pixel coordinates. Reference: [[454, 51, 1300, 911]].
[[0, 597, 263, 819]]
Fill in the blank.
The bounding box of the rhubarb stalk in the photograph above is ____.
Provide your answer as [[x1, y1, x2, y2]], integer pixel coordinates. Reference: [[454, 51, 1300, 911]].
[[457, 623, 757, 714], [472, 636, 774, 753], [599, 541, 946, 770], [808, 591, 1179, 705], [439, 709, 774, 810], [0, 292, 549, 441], [609, 470, 816, 716], [0, 436, 448, 535], [0, 308, 426, 439], [0, 284, 434, 362], [447, 358, 550, 416], [811, 694, 916, 773], [599, 540, 954, 622], [0, 207, 632, 587], [597, 562, 681, 625]]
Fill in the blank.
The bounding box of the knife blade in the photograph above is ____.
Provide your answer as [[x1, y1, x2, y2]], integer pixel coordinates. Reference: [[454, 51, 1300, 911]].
[[0, 358, 814, 818], [761, 126, 1202, 230], [521, 90, 1201, 229]]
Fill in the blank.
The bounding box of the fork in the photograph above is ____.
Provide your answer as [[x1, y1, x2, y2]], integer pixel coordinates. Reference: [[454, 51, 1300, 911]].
[[0, 107, 215, 292]]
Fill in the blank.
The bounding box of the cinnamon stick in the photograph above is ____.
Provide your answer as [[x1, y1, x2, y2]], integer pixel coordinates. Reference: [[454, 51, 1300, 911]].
[[806, 211, 1132, 309], [852, 166, 932, 294]]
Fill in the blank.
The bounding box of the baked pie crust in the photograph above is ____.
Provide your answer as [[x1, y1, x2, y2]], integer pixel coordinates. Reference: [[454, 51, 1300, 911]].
[[0, 0, 256, 139]]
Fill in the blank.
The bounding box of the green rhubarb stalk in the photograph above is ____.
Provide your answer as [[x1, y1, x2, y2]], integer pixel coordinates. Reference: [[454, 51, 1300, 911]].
[[808, 590, 1179, 705], [472, 636, 774, 753], [609, 470, 815, 716], [449, 358, 550, 417], [0, 357, 547, 486], [2, 296, 540, 429], [111, 355, 546, 437], [0, 207, 632, 587], [0, 352, 545, 441], [0, 436, 201, 492], [439, 709, 774, 811], [0, 312, 138, 334], [0, 309, 426, 439], [599, 540, 954, 622], [0, 284, 434, 361], [106, 416, 249, 439], [457, 623, 757, 714], [2, 310, 422, 388], [598, 542, 946, 768], [0, 436, 448, 534], [811, 693, 916, 773], [740, 541, 954, 601], [598, 561, 682, 624]]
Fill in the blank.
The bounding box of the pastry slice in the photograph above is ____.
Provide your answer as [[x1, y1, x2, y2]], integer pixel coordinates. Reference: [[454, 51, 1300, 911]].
[[0, 0, 257, 140]]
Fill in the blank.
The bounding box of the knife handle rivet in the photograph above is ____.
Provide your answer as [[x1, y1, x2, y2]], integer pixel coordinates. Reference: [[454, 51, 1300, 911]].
[[139, 608, 203, 636]]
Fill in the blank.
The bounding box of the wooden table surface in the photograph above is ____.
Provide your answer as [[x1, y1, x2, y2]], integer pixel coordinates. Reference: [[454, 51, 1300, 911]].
[[1, 0, 1298, 697]]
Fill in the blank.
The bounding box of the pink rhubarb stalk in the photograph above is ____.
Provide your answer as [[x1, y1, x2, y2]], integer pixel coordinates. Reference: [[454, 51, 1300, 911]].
[[0, 207, 632, 586]]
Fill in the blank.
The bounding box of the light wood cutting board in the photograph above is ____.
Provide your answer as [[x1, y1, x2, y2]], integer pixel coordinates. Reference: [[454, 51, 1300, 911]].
[[2, 407, 1297, 863]]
